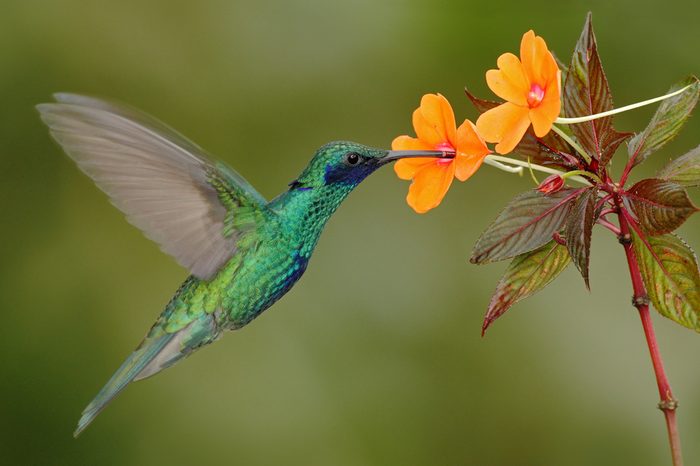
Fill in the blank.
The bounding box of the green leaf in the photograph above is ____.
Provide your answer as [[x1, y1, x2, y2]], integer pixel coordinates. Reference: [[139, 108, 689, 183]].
[[465, 89, 578, 168], [471, 189, 581, 264], [657, 144, 700, 187], [628, 76, 700, 168], [633, 232, 700, 331], [563, 13, 630, 168], [482, 240, 571, 334], [565, 187, 598, 288], [625, 178, 697, 235]]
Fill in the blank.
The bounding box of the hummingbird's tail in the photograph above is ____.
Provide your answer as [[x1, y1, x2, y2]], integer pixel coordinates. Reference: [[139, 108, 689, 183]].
[[74, 313, 221, 437]]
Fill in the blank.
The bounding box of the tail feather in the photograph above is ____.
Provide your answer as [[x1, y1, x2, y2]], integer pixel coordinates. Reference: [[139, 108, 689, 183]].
[[74, 333, 175, 437], [74, 314, 220, 437]]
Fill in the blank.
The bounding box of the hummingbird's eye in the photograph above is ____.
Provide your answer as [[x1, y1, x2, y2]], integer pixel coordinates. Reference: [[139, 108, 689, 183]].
[[344, 152, 361, 166]]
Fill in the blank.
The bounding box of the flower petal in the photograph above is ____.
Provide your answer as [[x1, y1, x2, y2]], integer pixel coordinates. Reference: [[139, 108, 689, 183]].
[[519, 30, 537, 68], [412, 94, 456, 146], [476, 102, 531, 154], [391, 135, 433, 151], [486, 53, 529, 106], [529, 83, 561, 137], [520, 30, 555, 85], [454, 153, 486, 182], [455, 120, 490, 156], [541, 51, 560, 86], [394, 157, 438, 180], [406, 162, 455, 213], [453, 120, 490, 181]]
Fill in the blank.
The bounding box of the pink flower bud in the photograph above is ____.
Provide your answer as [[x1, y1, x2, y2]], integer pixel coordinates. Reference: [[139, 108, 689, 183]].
[[537, 174, 564, 194]]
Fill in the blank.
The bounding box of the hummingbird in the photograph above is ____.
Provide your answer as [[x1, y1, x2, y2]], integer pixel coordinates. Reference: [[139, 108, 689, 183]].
[[37, 93, 449, 437]]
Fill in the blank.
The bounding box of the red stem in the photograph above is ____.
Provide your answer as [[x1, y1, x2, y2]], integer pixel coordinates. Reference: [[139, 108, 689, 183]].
[[619, 151, 639, 187], [595, 193, 614, 212], [616, 198, 683, 466], [596, 217, 620, 235]]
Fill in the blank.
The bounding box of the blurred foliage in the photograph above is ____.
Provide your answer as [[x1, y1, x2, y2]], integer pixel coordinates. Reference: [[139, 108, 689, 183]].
[[1, 1, 699, 465]]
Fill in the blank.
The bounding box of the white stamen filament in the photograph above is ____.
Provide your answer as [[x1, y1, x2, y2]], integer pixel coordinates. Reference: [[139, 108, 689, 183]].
[[554, 84, 693, 124], [484, 154, 591, 185]]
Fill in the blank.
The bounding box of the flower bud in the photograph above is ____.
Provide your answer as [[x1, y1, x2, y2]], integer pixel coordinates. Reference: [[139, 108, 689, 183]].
[[537, 174, 564, 194]]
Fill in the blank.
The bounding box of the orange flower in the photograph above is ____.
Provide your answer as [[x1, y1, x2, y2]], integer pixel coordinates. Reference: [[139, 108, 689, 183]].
[[476, 30, 561, 155], [393, 93, 490, 213]]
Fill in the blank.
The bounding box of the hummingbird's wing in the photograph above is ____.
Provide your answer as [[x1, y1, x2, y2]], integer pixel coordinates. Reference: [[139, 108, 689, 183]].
[[37, 93, 268, 280]]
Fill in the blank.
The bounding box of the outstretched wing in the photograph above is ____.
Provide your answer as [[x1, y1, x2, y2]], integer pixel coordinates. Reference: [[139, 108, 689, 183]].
[[38, 93, 268, 280]]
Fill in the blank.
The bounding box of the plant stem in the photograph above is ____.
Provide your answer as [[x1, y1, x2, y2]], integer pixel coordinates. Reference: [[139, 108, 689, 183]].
[[484, 155, 591, 185], [550, 125, 592, 163], [616, 202, 683, 466], [526, 156, 540, 185], [482, 156, 524, 174], [561, 169, 603, 184], [596, 217, 620, 235]]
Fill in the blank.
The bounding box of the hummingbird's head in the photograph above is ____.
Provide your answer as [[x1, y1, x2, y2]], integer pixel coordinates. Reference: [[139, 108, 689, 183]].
[[275, 141, 451, 239], [289, 141, 450, 192]]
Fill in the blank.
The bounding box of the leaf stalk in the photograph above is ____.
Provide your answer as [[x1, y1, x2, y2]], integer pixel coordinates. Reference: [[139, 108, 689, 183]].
[[550, 125, 592, 163], [596, 217, 620, 235]]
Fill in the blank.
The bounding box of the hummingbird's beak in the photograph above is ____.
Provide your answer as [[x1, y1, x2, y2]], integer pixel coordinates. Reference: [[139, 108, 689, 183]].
[[379, 150, 455, 165]]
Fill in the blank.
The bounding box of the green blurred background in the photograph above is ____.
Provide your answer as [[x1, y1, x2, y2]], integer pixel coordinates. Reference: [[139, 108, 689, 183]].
[[1, 0, 699, 464]]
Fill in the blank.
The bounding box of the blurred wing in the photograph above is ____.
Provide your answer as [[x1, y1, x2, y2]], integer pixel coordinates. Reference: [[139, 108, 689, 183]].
[[37, 93, 268, 280]]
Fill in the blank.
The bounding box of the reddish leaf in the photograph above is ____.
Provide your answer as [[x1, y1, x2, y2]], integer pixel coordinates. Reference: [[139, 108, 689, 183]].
[[471, 188, 582, 264], [483, 240, 571, 334], [464, 88, 499, 113], [657, 144, 700, 187], [551, 52, 569, 84], [515, 130, 581, 168], [625, 178, 698, 235], [565, 187, 598, 288], [600, 130, 633, 168], [632, 232, 700, 331], [563, 13, 630, 168], [629, 76, 700, 168]]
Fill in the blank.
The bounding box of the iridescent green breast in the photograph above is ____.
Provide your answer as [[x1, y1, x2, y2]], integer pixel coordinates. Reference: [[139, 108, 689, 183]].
[[217, 225, 310, 327], [153, 177, 359, 336]]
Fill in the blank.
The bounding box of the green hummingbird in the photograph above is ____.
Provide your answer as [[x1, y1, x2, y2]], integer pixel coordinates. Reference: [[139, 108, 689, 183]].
[[37, 93, 448, 437]]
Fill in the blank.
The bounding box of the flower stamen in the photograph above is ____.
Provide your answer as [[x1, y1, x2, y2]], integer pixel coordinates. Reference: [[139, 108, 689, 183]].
[[527, 84, 545, 108], [554, 84, 694, 125]]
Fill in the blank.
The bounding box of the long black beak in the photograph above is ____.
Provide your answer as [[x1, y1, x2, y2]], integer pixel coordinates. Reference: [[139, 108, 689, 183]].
[[380, 150, 455, 165]]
